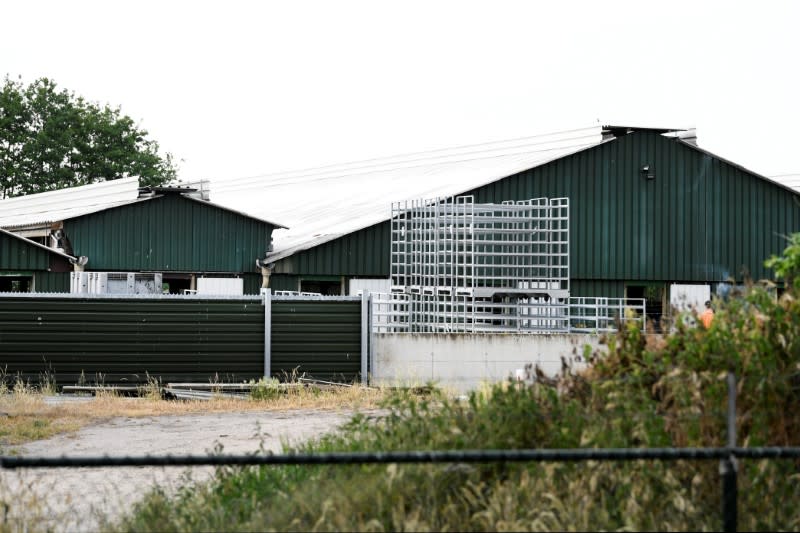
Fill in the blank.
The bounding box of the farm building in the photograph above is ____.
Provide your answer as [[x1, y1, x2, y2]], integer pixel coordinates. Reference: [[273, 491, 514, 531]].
[[0, 177, 284, 294], [209, 125, 800, 326], [0, 227, 77, 292]]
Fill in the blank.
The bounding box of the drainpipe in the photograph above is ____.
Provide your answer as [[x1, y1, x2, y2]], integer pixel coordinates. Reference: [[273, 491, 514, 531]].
[[70, 256, 88, 272], [256, 259, 274, 289]]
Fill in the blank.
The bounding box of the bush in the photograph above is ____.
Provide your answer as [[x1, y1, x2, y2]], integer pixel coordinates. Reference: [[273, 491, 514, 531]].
[[249, 377, 283, 401]]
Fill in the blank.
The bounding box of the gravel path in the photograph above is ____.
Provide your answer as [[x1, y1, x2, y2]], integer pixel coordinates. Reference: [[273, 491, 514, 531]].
[[1, 408, 358, 532]]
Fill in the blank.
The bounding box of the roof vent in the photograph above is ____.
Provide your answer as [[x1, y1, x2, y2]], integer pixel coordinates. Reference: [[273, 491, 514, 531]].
[[138, 180, 211, 201], [677, 128, 698, 146]]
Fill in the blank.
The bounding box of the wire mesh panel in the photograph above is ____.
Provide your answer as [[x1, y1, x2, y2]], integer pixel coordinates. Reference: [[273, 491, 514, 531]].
[[471, 198, 570, 296], [387, 195, 576, 333], [371, 292, 410, 333]]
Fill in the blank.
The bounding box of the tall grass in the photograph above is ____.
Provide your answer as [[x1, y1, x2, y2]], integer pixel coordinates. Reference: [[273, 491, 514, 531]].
[[118, 237, 800, 531]]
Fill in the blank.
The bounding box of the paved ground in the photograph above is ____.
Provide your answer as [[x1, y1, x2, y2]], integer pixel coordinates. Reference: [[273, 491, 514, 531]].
[[1, 408, 358, 532]]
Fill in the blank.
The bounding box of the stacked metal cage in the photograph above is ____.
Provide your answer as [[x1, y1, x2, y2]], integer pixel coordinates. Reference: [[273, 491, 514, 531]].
[[385, 195, 571, 333]]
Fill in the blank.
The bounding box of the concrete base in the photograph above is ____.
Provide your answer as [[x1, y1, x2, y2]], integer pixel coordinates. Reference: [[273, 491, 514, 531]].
[[371, 333, 607, 393]]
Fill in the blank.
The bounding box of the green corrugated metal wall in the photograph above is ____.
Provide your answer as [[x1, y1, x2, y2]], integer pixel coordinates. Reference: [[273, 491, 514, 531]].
[[0, 296, 265, 387], [268, 274, 300, 292], [273, 222, 389, 276], [571, 280, 625, 298], [273, 132, 800, 285], [0, 231, 54, 270], [243, 273, 263, 295], [271, 300, 361, 382], [34, 272, 70, 293], [66, 194, 274, 273]]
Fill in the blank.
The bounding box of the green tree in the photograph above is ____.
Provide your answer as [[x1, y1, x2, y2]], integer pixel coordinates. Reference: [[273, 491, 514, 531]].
[[765, 232, 800, 290], [0, 76, 177, 198]]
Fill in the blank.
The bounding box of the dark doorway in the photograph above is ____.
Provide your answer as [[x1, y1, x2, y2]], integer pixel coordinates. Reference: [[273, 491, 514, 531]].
[[626, 284, 664, 332], [0, 276, 33, 292], [162, 275, 192, 295], [300, 279, 342, 296]]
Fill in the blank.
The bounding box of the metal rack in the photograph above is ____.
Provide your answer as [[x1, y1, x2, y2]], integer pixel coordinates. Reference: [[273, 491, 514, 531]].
[[388, 195, 572, 333]]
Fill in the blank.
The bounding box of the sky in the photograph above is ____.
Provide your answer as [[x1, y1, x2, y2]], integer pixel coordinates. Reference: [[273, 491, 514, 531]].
[[1, 0, 798, 184]]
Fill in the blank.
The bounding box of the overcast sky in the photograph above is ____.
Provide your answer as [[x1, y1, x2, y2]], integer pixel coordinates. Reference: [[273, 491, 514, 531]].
[[2, 1, 798, 183]]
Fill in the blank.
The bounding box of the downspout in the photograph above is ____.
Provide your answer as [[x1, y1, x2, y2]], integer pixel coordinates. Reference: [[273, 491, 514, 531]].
[[256, 259, 274, 289], [70, 256, 89, 272]]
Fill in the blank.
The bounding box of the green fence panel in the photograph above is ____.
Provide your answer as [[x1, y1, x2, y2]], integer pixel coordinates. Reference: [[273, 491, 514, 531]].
[[0, 295, 265, 387], [271, 300, 362, 382]]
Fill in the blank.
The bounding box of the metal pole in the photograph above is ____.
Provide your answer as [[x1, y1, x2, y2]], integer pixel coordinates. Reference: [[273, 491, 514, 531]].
[[360, 291, 369, 386], [263, 288, 271, 379], [721, 371, 738, 533]]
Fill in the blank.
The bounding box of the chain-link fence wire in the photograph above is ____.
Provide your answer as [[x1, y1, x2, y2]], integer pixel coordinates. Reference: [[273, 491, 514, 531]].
[[80, 456, 798, 532], [3, 448, 800, 532]]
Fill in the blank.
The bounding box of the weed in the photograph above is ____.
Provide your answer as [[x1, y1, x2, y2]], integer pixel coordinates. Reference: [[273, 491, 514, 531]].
[[249, 377, 282, 401], [138, 373, 163, 401], [37, 360, 57, 396]]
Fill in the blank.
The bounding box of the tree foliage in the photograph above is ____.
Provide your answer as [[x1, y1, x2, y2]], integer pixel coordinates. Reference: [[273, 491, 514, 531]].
[[0, 76, 177, 198], [765, 232, 800, 290]]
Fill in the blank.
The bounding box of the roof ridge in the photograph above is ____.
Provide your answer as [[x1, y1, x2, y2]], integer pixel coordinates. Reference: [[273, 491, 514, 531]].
[[213, 125, 602, 191], [215, 130, 602, 194]]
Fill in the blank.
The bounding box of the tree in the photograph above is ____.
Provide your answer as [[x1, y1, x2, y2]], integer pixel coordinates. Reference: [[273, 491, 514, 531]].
[[0, 76, 177, 198], [765, 232, 800, 290]]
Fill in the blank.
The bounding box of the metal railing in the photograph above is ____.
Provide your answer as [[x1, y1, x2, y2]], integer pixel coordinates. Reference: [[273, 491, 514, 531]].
[[371, 293, 646, 334], [568, 296, 647, 333]]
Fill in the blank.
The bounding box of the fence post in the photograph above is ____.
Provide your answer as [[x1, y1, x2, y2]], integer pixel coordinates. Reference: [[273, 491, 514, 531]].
[[262, 288, 272, 379], [361, 291, 369, 386], [721, 371, 738, 532]]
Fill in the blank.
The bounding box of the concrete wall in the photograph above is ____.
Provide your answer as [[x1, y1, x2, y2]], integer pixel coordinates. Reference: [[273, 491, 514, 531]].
[[371, 333, 606, 393]]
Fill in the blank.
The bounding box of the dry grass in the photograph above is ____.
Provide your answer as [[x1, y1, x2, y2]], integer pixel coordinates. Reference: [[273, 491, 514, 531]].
[[0, 382, 386, 450]]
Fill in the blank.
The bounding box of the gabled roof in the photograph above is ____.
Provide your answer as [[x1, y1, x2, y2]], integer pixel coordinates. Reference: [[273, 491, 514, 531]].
[[0, 177, 286, 230], [674, 140, 800, 197], [0, 227, 77, 261], [0, 177, 141, 229], [211, 126, 610, 262]]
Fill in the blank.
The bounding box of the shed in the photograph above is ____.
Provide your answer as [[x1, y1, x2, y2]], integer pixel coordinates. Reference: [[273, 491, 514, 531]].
[[0, 178, 285, 294]]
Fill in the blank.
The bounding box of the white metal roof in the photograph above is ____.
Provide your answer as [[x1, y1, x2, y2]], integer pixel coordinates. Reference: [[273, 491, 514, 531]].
[[768, 174, 800, 192], [0, 177, 141, 229], [210, 126, 607, 262], [0, 176, 286, 230]]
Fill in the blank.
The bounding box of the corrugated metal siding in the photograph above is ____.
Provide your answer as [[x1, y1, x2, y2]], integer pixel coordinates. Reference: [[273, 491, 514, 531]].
[[269, 274, 301, 292], [571, 279, 625, 298], [34, 272, 70, 293], [277, 222, 390, 276], [0, 296, 265, 386], [0, 232, 51, 270], [243, 273, 263, 295], [271, 300, 361, 382], [65, 195, 274, 273]]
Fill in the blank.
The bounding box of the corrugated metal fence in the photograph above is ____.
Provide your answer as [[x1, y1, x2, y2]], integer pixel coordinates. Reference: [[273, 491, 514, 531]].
[[0, 291, 365, 387], [272, 298, 364, 381]]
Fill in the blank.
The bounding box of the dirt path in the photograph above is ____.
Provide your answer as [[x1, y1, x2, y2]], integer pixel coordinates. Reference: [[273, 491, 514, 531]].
[[1, 408, 358, 532]]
